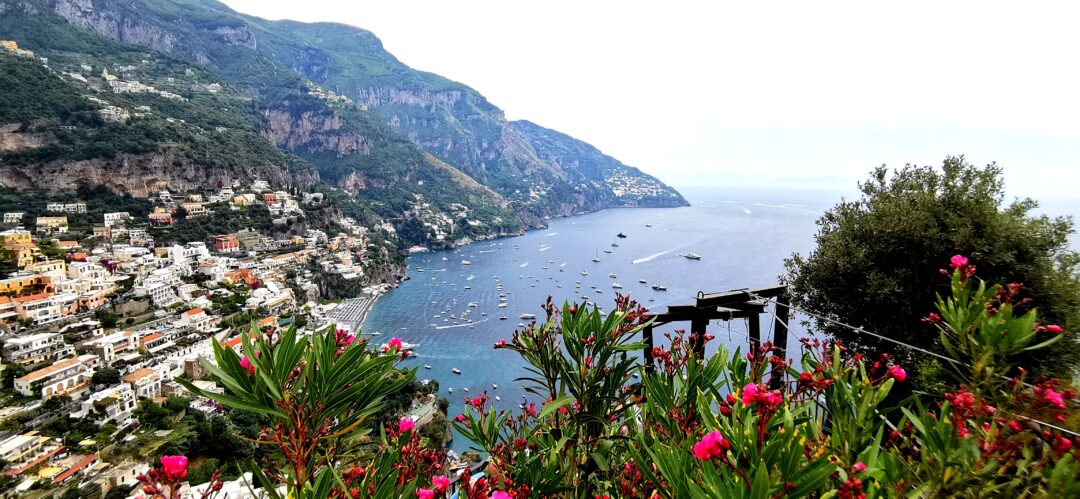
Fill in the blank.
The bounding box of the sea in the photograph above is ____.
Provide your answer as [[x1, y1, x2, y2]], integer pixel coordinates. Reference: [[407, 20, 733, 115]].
[[360, 185, 853, 450]]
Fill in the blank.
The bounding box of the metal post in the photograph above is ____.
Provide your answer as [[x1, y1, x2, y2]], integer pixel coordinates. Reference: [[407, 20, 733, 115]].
[[643, 324, 655, 374], [691, 317, 708, 357]]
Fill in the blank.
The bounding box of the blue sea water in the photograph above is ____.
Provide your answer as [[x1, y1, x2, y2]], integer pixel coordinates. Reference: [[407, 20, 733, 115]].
[[362, 185, 846, 450]]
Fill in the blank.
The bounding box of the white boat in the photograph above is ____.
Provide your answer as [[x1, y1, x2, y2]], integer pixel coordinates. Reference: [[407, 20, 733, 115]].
[[612, 283, 623, 289], [493, 384, 498, 389], [520, 313, 536, 320], [683, 252, 702, 260], [468, 302, 477, 308], [652, 284, 668, 291], [417, 268, 424, 273], [592, 250, 601, 263], [424, 364, 432, 369], [495, 396, 501, 401], [382, 341, 419, 351], [498, 302, 508, 308], [581, 271, 589, 276], [463, 387, 470, 392], [452, 368, 462, 374], [603, 249, 612, 254], [518, 323, 526, 327], [448, 388, 453, 393], [499, 316, 508, 320], [609, 273, 617, 278], [644, 224, 652, 227], [639, 279, 647, 284], [461, 260, 471, 265]]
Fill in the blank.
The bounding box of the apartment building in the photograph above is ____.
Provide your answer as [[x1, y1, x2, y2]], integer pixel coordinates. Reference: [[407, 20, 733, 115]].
[[0, 432, 64, 476], [122, 368, 162, 399], [1, 332, 73, 366], [14, 354, 98, 398]]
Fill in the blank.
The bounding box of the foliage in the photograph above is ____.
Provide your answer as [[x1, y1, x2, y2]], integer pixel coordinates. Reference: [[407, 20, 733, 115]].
[[784, 156, 1080, 380], [92, 367, 122, 386]]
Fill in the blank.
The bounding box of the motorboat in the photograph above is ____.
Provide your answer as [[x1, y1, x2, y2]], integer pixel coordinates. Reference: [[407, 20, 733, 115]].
[[683, 252, 702, 260], [424, 364, 432, 369], [652, 284, 668, 291], [639, 279, 647, 284], [461, 260, 471, 265], [617, 232, 627, 238], [520, 313, 536, 320], [609, 273, 617, 278], [452, 368, 462, 374], [612, 283, 623, 289]]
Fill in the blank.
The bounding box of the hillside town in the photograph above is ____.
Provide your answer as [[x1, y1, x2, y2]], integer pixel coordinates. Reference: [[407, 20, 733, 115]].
[[0, 180, 422, 497]]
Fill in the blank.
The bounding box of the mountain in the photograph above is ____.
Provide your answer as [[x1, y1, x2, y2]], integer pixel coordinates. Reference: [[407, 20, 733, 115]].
[[0, 0, 686, 220], [0, 3, 522, 246]]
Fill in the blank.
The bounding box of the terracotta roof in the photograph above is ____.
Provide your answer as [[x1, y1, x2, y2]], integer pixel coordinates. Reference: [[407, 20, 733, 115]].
[[138, 332, 163, 344], [183, 308, 205, 316], [121, 368, 157, 383], [258, 316, 276, 326], [52, 454, 97, 483], [14, 292, 51, 303], [16, 357, 84, 383]]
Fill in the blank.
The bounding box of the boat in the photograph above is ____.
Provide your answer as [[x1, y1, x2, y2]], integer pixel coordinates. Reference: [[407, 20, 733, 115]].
[[612, 283, 623, 289], [611, 243, 619, 247], [481, 312, 488, 316], [644, 224, 652, 227], [596, 289, 603, 293], [498, 302, 508, 308], [683, 252, 702, 260], [581, 271, 589, 276], [424, 364, 432, 369], [468, 302, 477, 308], [609, 273, 617, 278], [463, 387, 470, 392], [493, 384, 498, 389], [495, 396, 501, 401], [499, 316, 508, 320], [448, 388, 453, 393], [652, 284, 668, 291], [520, 313, 536, 320], [417, 268, 424, 273], [603, 249, 612, 254], [639, 279, 647, 284], [442, 257, 448, 261], [382, 341, 419, 351], [518, 323, 526, 328], [464, 286, 472, 290], [592, 251, 601, 263], [617, 232, 627, 238], [452, 368, 462, 374], [461, 260, 471, 265]]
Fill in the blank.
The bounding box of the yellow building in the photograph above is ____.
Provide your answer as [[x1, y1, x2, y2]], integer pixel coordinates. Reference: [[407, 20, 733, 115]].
[[0, 229, 36, 268]]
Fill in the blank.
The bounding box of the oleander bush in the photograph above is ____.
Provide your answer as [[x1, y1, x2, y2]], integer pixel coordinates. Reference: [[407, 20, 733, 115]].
[[142, 256, 1078, 498]]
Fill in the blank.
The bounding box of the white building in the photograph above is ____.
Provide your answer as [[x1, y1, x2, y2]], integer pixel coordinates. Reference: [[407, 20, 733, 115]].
[[122, 368, 163, 399], [14, 354, 98, 398], [73, 384, 136, 426], [3, 212, 24, 224], [1, 332, 74, 366], [103, 212, 131, 228]]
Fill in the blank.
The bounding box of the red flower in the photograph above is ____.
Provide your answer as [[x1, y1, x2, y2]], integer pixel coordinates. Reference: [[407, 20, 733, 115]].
[[388, 337, 403, 351], [1007, 420, 1023, 433], [1045, 324, 1065, 334], [453, 413, 467, 423], [692, 430, 730, 460], [1042, 389, 1067, 410], [160, 455, 188, 481], [950, 254, 969, 268], [495, 338, 507, 348], [852, 461, 866, 473], [492, 492, 512, 499], [399, 417, 415, 433], [887, 365, 907, 382], [417, 488, 434, 499], [798, 372, 814, 385], [1054, 435, 1073, 452]]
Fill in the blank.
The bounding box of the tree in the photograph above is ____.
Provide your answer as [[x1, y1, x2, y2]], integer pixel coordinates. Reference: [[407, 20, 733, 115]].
[[92, 367, 122, 386], [784, 156, 1080, 380]]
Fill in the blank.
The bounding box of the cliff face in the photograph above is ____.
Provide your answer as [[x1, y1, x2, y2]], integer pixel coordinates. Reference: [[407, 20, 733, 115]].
[[262, 109, 372, 157], [0, 147, 318, 196]]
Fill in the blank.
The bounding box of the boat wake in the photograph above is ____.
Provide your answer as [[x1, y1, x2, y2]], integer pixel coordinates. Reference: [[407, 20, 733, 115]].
[[546, 232, 558, 237], [632, 249, 672, 264]]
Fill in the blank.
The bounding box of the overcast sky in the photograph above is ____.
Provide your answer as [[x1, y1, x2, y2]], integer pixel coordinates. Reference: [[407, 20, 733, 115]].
[[221, 0, 1080, 199]]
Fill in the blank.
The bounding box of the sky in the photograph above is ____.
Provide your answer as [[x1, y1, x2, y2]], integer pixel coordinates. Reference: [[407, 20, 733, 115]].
[[219, 0, 1080, 200]]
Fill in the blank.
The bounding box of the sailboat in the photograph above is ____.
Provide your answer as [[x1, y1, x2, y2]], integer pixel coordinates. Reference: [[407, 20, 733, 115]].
[[592, 249, 601, 263]]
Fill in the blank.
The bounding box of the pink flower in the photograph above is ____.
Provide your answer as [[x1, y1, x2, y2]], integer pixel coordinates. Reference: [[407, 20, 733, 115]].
[[763, 390, 783, 407], [432, 475, 450, 493], [950, 254, 969, 268], [398, 417, 415, 433], [741, 383, 759, 405], [1045, 324, 1065, 334], [453, 413, 467, 423], [416, 489, 434, 499], [344, 334, 355, 346], [887, 365, 907, 382], [494, 338, 507, 348], [692, 430, 730, 460], [239, 356, 255, 375], [388, 337, 403, 351], [1054, 436, 1073, 452], [852, 461, 866, 473], [160, 455, 188, 480], [1043, 389, 1067, 410], [492, 492, 511, 499], [1008, 420, 1023, 433]]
